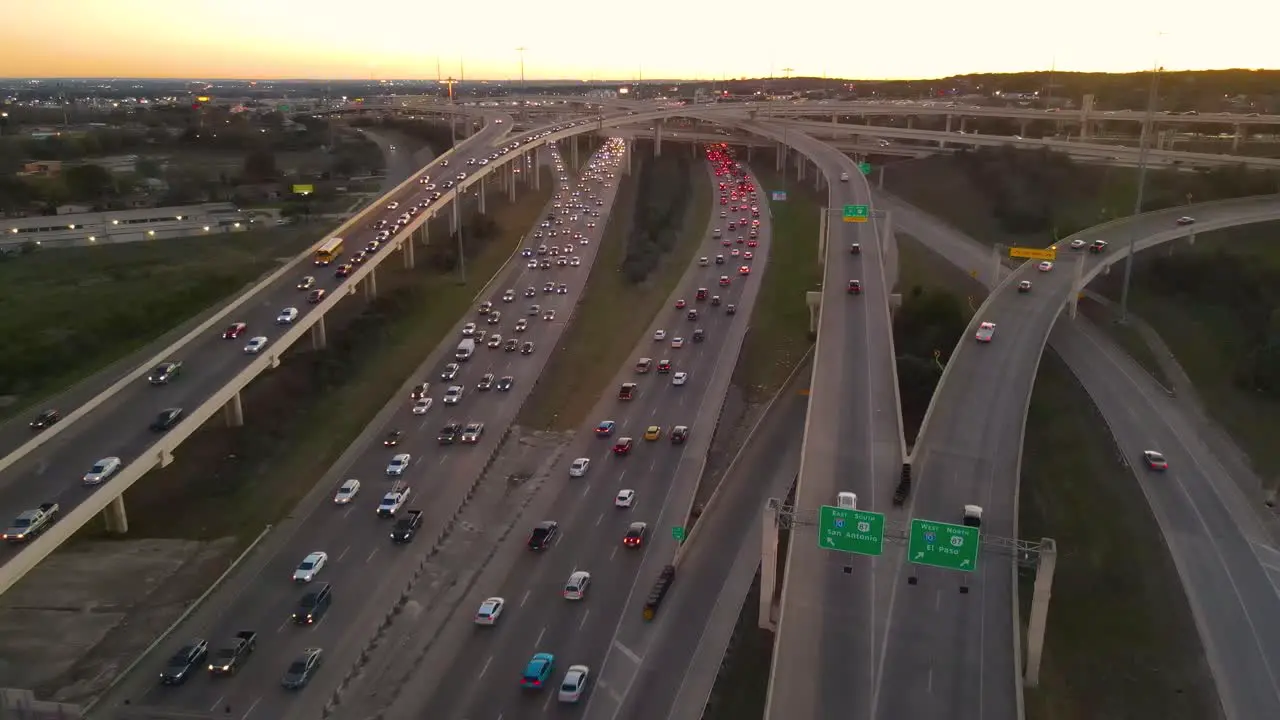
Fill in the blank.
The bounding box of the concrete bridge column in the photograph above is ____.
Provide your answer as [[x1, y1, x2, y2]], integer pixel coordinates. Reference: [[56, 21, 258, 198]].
[[451, 198, 460, 234], [654, 120, 663, 157], [311, 315, 327, 350], [818, 207, 828, 261], [746, 144, 752, 163], [941, 115, 952, 148], [759, 504, 780, 630], [1019, 119, 1030, 137], [402, 237, 415, 269], [223, 391, 244, 428], [1233, 125, 1243, 152], [571, 134, 579, 168], [1079, 93, 1095, 141], [417, 224, 429, 248], [103, 494, 128, 534], [533, 147, 542, 190], [1024, 539, 1058, 687], [832, 114, 838, 124], [1067, 255, 1085, 319], [991, 244, 1004, 287], [776, 141, 785, 172], [806, 291, 822, 334], [508, 165, 517, 203], [881, 210, 894, 252], [478, 178, 487, 215], [364, 267, 378, 299], [960, 117, 968, 134], [906, 116, 915, 129], [878, 166, 886, 189]]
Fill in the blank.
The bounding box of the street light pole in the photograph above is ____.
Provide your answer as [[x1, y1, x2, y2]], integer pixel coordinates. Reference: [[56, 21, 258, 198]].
[[1118, 65, 1161, 323], [516, 47, 526, 94]]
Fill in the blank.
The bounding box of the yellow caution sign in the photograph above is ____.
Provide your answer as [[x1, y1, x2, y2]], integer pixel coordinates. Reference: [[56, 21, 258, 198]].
[[1008, 246, 1057, 261]]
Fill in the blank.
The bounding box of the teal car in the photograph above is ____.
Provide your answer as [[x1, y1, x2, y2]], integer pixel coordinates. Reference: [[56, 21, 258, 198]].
[[521, 652, 555, 689]]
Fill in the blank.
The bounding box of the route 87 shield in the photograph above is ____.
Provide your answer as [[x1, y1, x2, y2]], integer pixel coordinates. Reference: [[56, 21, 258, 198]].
[[817, 506, 885, 556]]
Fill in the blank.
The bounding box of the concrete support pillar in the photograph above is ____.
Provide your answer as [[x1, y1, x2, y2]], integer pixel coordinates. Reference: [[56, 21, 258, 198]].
[[103, 494, 128, 534], [478, 178, 487, 215], [776, 141, 785, 172], [533, 148, 542, 190], [418, 223, 429, 248], [1024, 539, 1058, 687], [1233, 125, 1242, 152], [806, 291, 822, 334], [960, 117, 968, 134], [451, 197, 460, 234], [881, 210, 894, 253], [654, 120, 663, 157], [907, 116, 915, 129], [1019, 119, 1030, 137], [877, 166, 886, 190], [832, 114, 838, 124], [311, 314, 327, 350], [402, 237, 415, 269], [571, 134, 579, 168], [624, 141, 632, 175], [746, 144, 752, 163], [941, 114, 952, 148], [945, 114, 953, 133], [364, 267, 378, 299], [818, 206, 828, 262], [814, 165, 821, 192], [758, 504, 779, 631], [223, 391, 244, 428], [1066, 255, 1085, 319], [508, 165, 517, 203], [1079, 93, 1094, 141], [1188, 230, 1196, 246]]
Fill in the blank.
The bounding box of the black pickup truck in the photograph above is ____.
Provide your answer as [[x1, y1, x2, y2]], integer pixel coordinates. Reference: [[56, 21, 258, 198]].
[[208, 631, 257, 675], [391, 509, 423, 543]]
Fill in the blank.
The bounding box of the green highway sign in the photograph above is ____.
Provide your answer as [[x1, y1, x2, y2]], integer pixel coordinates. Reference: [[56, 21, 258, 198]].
[[859, 162, 872, 176], [907, 518, 979, 571], [817, 506, 885, 556], [842, 204, 869, 223], [672, 526, 686, 542]]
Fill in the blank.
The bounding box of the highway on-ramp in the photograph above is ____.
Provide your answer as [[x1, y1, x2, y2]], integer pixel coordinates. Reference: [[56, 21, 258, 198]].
[[94, 140, 628, 720], [387, 151, 770, 720], [0, 120, 508, 567], [877, 193, 1280, 720], [743, 120, 902, 720]]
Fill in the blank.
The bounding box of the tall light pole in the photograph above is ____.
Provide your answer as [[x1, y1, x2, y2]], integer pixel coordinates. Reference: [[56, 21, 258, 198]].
[[516, 47, 527, 94], [1118, 65, 1162, 323]]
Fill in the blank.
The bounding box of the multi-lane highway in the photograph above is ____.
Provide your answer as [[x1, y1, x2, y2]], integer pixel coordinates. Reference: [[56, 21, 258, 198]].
[[877, 193, 1280, 720], [94, 140, 629, 719], [740, 119, 901, 720], [381, 148, 770, 720], [0, 119, 506, 559]]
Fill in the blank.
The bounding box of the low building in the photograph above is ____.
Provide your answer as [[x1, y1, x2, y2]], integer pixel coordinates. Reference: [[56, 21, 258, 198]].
[[0, 203, 255, 248]]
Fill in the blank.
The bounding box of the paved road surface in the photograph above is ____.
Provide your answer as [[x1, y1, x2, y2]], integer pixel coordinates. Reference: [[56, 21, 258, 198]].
[[93, 141, 627, 720]]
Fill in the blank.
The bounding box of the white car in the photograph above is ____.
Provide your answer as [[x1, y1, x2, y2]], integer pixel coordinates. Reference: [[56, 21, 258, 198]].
[[244, 336, 268, 354], [569, 457, 590, 477], [292, 551, 328, 582], [333, 478, 360, 504], [462, 322, 477, 337], [527, 259, 539, 269], [1069, 238, 1087, 250], [671, 337, 684, 349], [444, 386, 464, 405], [502, 290, 516, 302], [558, 665, 590, 703], [615, 489, 636, 508], [475, 597, 505, 625], [386, 453, 411, 476], [1037, 261, 1054, 272], [698, 257, 709, 266], [975, 322, 996, 343], [412, 398, 433, 415], [540, 573, 583, 618], [276, 307, 299, 325], [487, 334, 503, 348], [377, 484, 410, 516], [83, 456, 122, 486], [570, 257, 581, 266], [653, 329, 667, 341], [543, 309, 556, 321], [386, 201, 399, 210], [672, 372, 688, 386]]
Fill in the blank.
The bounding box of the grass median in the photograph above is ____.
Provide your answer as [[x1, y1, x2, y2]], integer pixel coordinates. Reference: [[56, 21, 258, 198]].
[[86, 170, 555, 542], [0, 227, 318, 419], [517, 144, 711, 431]]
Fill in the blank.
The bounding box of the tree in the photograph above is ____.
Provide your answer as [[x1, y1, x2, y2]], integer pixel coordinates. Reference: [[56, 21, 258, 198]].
[[135, 157, 163, 178], [62, 163, 114, 202], [243, 148, 277, 182]]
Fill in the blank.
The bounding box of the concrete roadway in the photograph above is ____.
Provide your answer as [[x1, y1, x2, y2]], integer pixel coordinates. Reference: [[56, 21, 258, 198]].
[[95, 142, 627, 720], [397, 156, 770, 720], [874, 197, 1280, 720], [745, 121, 902, 720], [880, 192, 1280, 720], [0, 120, 506, 570]]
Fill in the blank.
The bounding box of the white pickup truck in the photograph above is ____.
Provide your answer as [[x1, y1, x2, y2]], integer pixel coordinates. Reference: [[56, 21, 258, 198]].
[[377, 483, 411, 517]]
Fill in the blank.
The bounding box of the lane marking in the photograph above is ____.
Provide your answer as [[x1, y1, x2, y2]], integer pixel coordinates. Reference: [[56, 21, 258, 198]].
[[579, 609, 591, 631], [365, 548, 378, 563], [534, 626, 546, 647], [520, 589, 531, 608], [239, 697, 261, 720], [336, 545, 350, 562], [209, 696, 225, 712], [595, 512, 604, 526], [479, 655, 492, 679], [612, 640, 642, 665]]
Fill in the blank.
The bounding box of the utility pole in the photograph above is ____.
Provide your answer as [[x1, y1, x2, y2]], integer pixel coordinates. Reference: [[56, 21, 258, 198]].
[[1118, 65, 1161, 323], [516, 47, 527, 94]]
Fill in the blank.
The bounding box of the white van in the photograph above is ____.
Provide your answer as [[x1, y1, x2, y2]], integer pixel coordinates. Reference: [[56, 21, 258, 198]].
[[837, 492, 857, 510], [839, 172, 850, 182]]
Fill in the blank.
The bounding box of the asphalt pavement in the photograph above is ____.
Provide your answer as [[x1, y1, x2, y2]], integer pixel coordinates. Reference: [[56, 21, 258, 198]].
[[390, 150, 772, 720], [882, 191, 1280, 720], [873, 196, 1280, 720], [0, 121, 508, 576], [744, 122, 902, 720], [93, 141, 630, 720]]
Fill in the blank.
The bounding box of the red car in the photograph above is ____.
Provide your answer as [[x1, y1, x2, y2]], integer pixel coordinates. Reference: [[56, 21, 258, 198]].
[[335, 263, 354, 278], [719, 276, 731, 287], [747, 239, 758, 248], [675, 299, 686, 309], [222, 322, 247, 339], [848, 280, 862, 294], [1143, 450, 1168, 470], [613, 437, 634, 456], [696, 288, 708, 301]]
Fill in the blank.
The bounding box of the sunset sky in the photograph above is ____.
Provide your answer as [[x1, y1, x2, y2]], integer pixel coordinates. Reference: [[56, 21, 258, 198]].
[[4, 0, 1277, 80]]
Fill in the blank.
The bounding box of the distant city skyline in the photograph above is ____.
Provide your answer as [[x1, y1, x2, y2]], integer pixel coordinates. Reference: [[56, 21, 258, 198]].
[[4, 0, 1277, 81]]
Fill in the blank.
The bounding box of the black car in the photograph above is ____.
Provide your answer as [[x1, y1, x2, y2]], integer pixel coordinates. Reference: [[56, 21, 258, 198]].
[[692, 329, 705, 342], [292, 583, 332, 625], [148, 361, 183, 385], [281, 647, 324, 689], [496, 376, 515, 392], [150, 407, 183, 432], [521, 341, 535, 355], [383, 430, 403, 447], [159, 639, 208, 685], [438, 422, 463, 444], [527, 521, 559, 551], [477, 373, 495, 391], [29, 409, 61, 431]]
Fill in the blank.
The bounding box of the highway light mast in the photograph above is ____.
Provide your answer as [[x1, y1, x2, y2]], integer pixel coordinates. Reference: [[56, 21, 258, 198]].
[[516, 47, 527, 93], [1118, 65, 1162, 323]]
